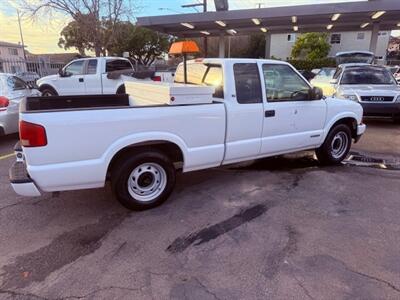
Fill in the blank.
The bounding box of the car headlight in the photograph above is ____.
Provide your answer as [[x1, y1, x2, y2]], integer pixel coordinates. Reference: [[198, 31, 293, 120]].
[[341, 94, 358, 101], [396, 95, 400, 102]]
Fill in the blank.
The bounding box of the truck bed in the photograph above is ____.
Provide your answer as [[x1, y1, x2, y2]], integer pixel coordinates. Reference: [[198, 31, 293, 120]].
[[21, 94, 130, 112]]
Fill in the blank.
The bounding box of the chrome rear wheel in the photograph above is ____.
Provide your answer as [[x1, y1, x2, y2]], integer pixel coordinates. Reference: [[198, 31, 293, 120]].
[[127, 163, 167, 202]]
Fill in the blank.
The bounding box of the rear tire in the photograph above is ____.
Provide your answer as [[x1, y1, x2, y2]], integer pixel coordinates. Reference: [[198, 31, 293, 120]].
[[111, 150, 176, 211], [393, 116, 400, 124], [40, 86, 58, 97], [316, 124, 352, 165]]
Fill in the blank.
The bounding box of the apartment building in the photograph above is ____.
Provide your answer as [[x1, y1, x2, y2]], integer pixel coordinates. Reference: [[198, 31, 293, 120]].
[[0, 41, 27, 73], [270, 30, 391, 63]]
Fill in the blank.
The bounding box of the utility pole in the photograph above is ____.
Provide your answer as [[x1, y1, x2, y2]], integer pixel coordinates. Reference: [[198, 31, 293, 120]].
[[181, 0, 208, 57], [17, 10, 27, 61], [203, 0, 208, 58]]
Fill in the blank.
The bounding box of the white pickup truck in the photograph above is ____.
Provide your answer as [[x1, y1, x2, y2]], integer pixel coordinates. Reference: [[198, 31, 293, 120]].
[[37, 57, 173, 96], [10, 58, 366, 210]]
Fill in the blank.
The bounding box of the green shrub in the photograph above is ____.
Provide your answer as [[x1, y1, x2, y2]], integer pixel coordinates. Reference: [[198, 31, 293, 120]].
[[287, 58, 336, 71]]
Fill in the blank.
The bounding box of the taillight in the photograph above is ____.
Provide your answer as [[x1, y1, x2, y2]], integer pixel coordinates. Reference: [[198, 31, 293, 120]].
[[19, 121, 47, 147], [0, 96, 9, 111], [151, 76, 162, 82]]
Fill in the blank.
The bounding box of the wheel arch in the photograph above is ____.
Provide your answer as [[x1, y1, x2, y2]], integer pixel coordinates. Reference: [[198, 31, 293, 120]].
[[106, 138, 186, 179], [39, 83, 58, 95], [324, 114, 359, 142]]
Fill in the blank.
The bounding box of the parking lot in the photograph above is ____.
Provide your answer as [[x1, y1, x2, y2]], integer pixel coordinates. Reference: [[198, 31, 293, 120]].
[[0, 120, 399, 300]]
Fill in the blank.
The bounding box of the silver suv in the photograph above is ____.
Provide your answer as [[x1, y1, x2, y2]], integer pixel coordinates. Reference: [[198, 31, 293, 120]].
[[331, 64, 400, 122]]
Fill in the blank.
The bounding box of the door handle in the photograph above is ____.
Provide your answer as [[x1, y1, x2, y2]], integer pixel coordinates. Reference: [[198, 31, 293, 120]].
[[79, 78, 84, 82], [265, 110, 275, 118]]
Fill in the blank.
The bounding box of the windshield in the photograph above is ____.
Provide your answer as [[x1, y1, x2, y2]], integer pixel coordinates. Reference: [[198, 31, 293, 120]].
[[341, 67, 396, 85]]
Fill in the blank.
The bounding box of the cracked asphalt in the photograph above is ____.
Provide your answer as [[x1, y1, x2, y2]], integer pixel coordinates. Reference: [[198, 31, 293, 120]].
[[0, 119, 400, 300]]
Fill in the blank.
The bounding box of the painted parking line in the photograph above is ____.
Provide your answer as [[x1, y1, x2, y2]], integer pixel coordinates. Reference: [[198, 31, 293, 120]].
[[0, 153, 14, 160]]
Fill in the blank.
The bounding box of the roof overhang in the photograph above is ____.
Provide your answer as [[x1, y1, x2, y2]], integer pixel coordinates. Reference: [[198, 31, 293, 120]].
[[137, 0, 400, 37]]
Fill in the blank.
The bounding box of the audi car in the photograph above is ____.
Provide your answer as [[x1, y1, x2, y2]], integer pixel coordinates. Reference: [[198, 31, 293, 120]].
[[330, 64, 400, 122]]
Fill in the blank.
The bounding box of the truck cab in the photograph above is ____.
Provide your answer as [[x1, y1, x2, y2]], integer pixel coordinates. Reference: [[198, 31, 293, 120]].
[[37, 57, 134, 96], [11, 58, 366, 211]]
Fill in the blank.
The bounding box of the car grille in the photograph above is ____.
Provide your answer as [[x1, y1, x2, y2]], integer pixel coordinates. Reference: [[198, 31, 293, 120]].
[[360, 96, 394, 102]]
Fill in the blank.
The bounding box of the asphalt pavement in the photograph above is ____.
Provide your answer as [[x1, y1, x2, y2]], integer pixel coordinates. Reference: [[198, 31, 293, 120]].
[[0, 120, 399, 300]]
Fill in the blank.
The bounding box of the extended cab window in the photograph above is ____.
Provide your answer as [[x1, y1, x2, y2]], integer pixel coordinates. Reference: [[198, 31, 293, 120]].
[[175, 63, 224, 98], [233, 63, 262, 104], [262, 64, 311, 102], [106, 59, 132, 72], [65, 60, 84, 75], [87, 59, 97, 74], [203, 66, 224, 98]]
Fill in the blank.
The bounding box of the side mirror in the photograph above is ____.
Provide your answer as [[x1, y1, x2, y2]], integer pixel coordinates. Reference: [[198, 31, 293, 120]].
[[329, 78, 338, 84], [310, 86, 323, 100]]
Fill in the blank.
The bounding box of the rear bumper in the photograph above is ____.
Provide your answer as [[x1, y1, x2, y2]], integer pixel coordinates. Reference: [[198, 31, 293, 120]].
[[9, 151, 41, 197], [360, 102, 400, 117]]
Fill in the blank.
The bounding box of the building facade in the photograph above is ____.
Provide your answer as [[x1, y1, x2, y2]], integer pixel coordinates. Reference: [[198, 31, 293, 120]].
[[0, 41, 27, 73], [270, 30, 391, 63]]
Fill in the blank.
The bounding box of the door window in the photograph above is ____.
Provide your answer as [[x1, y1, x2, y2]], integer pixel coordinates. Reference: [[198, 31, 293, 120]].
[[87, 59, 97, 74], [262, 64, 311, 102], [233, 63, 262, 104], [64, 60, 84, 75]]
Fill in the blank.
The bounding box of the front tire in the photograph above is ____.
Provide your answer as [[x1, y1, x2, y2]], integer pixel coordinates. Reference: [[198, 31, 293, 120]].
[[111, 150, 176, 211], [316, 124, 352, 165], [40, 86, 58, 97]]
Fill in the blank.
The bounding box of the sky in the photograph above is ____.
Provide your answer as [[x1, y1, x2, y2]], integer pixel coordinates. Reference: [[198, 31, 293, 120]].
[[0, 0, 399, 54]]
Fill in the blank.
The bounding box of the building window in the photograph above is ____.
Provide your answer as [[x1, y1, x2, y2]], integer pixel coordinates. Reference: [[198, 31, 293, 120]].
[[357, 32, 365, 40], [8, 48, 18, 56], [287, 34, 296, 42], [330, 34, 341, 44]]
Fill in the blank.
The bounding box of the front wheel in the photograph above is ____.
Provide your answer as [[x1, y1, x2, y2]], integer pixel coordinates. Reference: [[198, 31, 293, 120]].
[[40, 86, 58, 97], [316, 124, 352, 165], [111, 150, 176, 210]]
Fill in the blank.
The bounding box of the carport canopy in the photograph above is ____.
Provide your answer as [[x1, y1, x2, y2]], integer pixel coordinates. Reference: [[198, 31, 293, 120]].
[[137, 0, 400, 57]]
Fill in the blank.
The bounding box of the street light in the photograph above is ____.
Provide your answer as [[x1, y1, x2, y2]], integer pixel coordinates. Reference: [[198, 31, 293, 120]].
[[181, 1, 208, 57], [158, 7, 183, 14]]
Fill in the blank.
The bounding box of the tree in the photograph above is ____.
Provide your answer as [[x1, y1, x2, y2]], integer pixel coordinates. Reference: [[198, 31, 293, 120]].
[[58, 20, 90, 56], [242, 34, 266, 58], [107, 24, 173, 66], [291, 32, 331, 60], [20, 0, 136, 56]]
